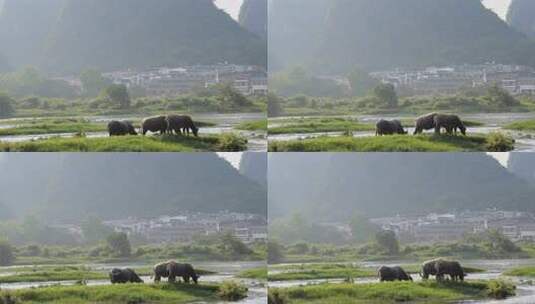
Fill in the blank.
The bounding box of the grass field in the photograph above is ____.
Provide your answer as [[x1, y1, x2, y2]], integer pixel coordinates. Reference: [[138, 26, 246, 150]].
[[0, 133, 248, 152], [268, 134, 503, 152], [503, 266, 535, 277], [0, 282, 233, 304], [237, 267, 268, 280], [268, 264, 376, 282], [236, 120, 268, 131], [269, 280, 515, 304], [504, 119, 535, 131]]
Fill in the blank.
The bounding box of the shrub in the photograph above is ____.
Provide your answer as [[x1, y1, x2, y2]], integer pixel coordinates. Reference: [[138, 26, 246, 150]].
[[486, 280, 515, 299], [217, 133, 248, 151], [268, 289, 288, 304], [217, 281, 248, 301], [0, 241, 14, 266], [485, 132, 514, 152]]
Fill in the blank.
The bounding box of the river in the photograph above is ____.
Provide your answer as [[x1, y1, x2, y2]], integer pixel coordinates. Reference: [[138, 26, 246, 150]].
[[0, 261, 266, 304], [268, 112, 535, 152], [0, 113, 267, 152], [268, 259, 535, 303]]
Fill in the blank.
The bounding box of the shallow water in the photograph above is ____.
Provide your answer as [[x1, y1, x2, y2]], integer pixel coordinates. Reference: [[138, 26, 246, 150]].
[[268, 113, 535, 151], [268, 259, 535, 303], [0, 113, 267, 151], [0, 261, 266, 304]]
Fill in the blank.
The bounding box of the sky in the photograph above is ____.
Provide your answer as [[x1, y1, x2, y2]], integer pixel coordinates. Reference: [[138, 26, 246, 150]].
[[214, 0, 244, 20], [482, 0, 512, 20]]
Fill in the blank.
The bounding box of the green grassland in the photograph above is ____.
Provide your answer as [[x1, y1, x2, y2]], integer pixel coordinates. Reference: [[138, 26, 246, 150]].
[[0, 133, 248, 152]]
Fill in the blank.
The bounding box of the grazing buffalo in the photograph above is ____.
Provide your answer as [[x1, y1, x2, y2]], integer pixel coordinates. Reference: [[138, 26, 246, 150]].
[[167, 261, 199, 284], [141, 115, 168, 135], [421, 258, 442, 280], [108, 120, 137, 136], [435, 260, 465, 281], [414, 113, 438, 135], [109, 268, 144, 284], [153, 261, 199, 284], [166, 115, 199, 137], [378, 266, 413, 282], [375, 119, 407, 136], [434, 114, 466, 135]]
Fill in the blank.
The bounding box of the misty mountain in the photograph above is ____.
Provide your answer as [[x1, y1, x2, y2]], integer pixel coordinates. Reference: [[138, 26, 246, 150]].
[[0, 0, 66, 69], [268, 0, 331, 71], [269, 153, 535, 221], [240, 152, 267, 188], [0, 0, 266, 74], [270, 0, 535, 73], [507, 0, 535, 39], [0, 154, 266, 223], [508, 153, 535, 184], [239, 0, 267, 39]]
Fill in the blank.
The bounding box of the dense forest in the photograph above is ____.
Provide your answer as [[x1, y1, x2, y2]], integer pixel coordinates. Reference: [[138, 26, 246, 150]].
[[268, 153, 535, 220], [0, 154, 267, 222], [0, 0, 266, 74], [269, 0, 535, 73]]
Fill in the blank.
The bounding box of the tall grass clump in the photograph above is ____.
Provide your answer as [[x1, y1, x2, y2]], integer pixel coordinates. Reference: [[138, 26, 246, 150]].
[[485, 132, 515, 152], [217, 281, 248, 301]]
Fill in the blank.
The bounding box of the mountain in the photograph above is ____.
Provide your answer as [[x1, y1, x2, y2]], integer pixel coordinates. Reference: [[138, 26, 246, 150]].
[[270, 0, 535, 73], [507, 0, 535, 39], [268, 0, 331, 71], [239, 0, 267, 39], [269, 153, 535, 221], [0, 0, 66, 69], [240, 152, 267, 188], [0, 0, 266, 74], [0, 154, 266, 222], [507, 153, 535, 184]]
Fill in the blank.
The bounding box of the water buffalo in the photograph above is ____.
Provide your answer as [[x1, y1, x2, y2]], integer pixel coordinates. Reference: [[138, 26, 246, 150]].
[[435, 260, 465, 281], [414, 113, 438, 135], [166, 114, 199, 137], [420, 258, 442, 280], [376, 119, 407, 136], [434, 114, 466, 135], [153, 261, 199, 284], [167, 261, 199, 284], [141, 115, 168, 135], [378, 266, 413, 282], [109, 268, 144, 284], [108, 120, 137, 136]]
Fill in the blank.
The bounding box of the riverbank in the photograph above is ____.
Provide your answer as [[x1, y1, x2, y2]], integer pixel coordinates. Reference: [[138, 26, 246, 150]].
[[268, 280, 515, 304], [268, 133, 513, 152], [0, 133, 248, 152], [0, 282, 243, 304]]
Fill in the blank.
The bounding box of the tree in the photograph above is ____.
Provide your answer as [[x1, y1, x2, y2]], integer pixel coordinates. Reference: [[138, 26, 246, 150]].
[[0, 92, 15, 118], [348, 68, 379, 96], [487, 229, 521, 253], [487, 84, 519, 107], [80, 69, 110, 97], [373, 83, 398, 108], [102, 84, 130, 108], [218, 83, 251, 108], [268, 240, 284, 263], [81, 216, 113, 244], [0, 240, 14, 266], [350, 213, 379, 243], [106, 232, 131, 257], [375, 230, 399, 255], [218, 232, 253, 256], [267, 93, 283, 117]]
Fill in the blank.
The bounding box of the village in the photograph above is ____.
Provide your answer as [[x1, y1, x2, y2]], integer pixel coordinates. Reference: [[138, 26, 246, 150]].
[[370, 209, 535, 243], [370, 63, 535, 96]]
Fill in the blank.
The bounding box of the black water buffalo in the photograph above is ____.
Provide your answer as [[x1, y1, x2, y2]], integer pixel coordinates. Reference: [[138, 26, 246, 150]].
[[376, 119, 407, 136], [435, 260, 465, 281], [153, 261, 199, 284], [109, 268, 144, 284], [421, 258, 442, 280], [414, 113, 438, 135], [434, 114, 466, 135], [141, 115, 168, 135], [108, 120, 137, 136], [378, 266, 413, 282], [166, 115, 199, 137], [167, 261, 199, 284]]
